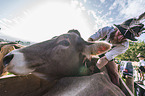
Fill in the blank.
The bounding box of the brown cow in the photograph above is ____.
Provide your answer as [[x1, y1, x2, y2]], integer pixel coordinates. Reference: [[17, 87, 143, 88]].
[[2, 30, 111, 81]]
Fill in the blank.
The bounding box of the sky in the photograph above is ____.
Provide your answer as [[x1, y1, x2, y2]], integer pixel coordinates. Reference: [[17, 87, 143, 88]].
[[0, 0, 145, 42]]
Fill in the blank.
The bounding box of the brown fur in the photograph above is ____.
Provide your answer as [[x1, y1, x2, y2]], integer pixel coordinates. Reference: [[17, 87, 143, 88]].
[[2, 30, 111, 81]]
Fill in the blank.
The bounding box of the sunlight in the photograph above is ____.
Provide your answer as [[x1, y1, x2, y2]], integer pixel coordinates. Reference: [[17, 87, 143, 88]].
[[3, 1, 91, 42]]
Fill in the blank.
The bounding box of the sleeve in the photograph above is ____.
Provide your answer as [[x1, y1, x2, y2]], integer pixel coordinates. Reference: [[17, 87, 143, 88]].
[[105, 43, 129, 61], [89, 26, 112, 41]]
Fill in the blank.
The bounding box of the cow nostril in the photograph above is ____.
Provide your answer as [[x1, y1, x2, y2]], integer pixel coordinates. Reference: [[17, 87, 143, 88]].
[[3, 54, 14, 67]]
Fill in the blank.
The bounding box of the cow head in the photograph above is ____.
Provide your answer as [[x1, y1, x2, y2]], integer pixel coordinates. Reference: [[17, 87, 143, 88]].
[[2, 30, 111, 81]]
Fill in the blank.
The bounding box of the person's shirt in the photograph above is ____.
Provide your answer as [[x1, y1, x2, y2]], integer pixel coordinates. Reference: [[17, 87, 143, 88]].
[[139, 60, 145, 66], [89, 26, 129, 61]]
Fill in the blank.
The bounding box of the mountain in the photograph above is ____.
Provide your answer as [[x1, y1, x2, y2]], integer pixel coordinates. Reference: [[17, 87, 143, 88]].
[[0, 33, 34, 45], [0, 33, 20, 41]]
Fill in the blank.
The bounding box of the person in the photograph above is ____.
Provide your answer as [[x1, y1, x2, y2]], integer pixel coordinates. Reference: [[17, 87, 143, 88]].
[[137, 54, 145, 81], [88, 18, 145, 87]]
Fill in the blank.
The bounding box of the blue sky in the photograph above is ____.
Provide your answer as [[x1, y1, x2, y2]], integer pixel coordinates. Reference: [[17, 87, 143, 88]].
[[0, 0, 145, 42]]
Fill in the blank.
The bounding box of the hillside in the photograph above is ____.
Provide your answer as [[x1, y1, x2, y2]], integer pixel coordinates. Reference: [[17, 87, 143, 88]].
[[0, 33, 34, 46]]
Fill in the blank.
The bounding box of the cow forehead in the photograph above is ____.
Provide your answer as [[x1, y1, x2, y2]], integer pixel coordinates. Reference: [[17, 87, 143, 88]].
[[56, 33, 79, 43], [19, 32, 84, 56], [52, 33, 84, 51], [49, 33, 82, 49]]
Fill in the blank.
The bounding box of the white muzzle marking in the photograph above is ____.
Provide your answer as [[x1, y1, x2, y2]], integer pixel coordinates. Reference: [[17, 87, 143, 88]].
[[6, 49, 34, 75]]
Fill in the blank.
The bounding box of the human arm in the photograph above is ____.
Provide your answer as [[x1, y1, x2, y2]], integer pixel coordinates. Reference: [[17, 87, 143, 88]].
[[88, 26, 112, 41], [96, 42, 129, 69], [105, 43, 129, 61]]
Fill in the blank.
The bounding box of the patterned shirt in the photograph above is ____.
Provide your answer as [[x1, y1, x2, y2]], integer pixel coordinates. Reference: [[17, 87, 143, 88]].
[[89, 26, 129, 61]]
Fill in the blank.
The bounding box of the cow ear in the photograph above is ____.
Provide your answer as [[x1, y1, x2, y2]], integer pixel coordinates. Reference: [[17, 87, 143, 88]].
[[83, 41, 112, 58]]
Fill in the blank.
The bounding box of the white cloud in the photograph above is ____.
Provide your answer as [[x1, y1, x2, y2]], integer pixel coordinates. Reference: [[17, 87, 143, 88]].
[[72, 0, 86, 11], [109, 0, 145, 19], [109, 1, 117, 10], [1, 0, 144, 42], [120, 0, 145, 18], [100, 0, 105, 3], [102, 11, 112, 18], [84, 0, 87, 3], [109, 0, 126, 10], [0, 17, 24, 31], [87, 10, 110, 30], [1, 1, 92, 42]]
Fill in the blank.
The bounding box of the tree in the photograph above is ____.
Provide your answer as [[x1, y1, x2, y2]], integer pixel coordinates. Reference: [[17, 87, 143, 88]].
[[116, 41, 145, 61]]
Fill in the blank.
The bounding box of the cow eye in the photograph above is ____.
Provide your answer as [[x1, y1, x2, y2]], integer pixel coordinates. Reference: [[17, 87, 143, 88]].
[[58, 40, 70, 46]]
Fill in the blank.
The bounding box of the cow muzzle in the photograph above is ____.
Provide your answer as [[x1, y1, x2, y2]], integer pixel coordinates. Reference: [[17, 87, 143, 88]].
[[2, 50, 34, 75]]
